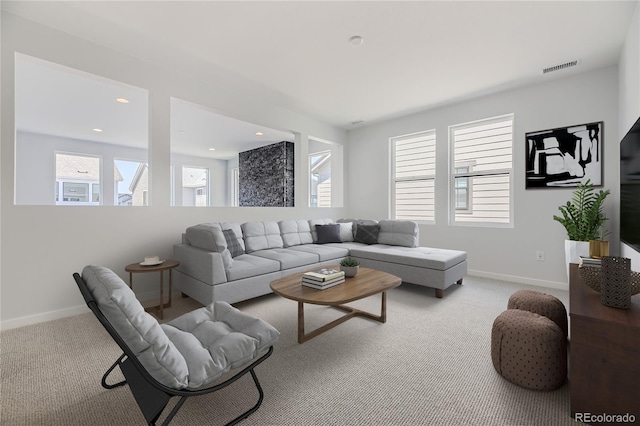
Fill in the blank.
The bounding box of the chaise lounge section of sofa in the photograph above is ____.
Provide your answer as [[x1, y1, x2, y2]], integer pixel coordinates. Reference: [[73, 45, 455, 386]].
[[172, 218, 467, 306]]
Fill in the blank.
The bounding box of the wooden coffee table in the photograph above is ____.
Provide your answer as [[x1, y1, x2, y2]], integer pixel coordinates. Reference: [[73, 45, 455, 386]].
[[270, 266, 401, 343]]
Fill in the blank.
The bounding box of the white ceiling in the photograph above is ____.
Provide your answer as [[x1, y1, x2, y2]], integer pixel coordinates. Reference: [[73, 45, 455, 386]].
[[4, 0, 638, 151]]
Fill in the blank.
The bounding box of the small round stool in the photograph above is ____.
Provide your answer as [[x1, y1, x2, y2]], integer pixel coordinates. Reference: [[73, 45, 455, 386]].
[[508, 290, 568, 339], [491, 309, 567, 391]]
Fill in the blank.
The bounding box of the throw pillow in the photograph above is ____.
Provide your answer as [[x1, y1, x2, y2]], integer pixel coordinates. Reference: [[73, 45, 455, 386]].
[[339, 222, 354, 242], [354, 224, 380, 245], [223, 229, 244, 258], [315, 224, 341, 244]]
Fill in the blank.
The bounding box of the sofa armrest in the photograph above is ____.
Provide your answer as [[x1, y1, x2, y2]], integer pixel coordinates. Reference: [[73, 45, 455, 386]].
[[173, 244, 228, 285]]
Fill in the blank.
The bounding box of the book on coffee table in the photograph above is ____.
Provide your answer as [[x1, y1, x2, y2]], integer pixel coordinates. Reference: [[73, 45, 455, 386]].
[[302, 268, 345, 281], [302, 277, 345, 290]]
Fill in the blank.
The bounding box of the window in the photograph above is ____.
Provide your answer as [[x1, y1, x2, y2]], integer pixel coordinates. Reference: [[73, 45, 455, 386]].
[[231, 167, 239, 207], [309, 151, 331, 207], [115, 159, 148, 206], [55, 153, 101, 205], [182, 166, 209, 206], [449, 114, 513, 226], [391, 130, 436, 222], [454, 165, 472, 211]]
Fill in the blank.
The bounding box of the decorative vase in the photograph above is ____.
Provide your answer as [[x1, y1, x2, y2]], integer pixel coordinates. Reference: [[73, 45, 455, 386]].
[[565, 240, 589, 280], [341, 265, 359, 277], [588, 240, 610, 259], [601, 256, 631, 309]]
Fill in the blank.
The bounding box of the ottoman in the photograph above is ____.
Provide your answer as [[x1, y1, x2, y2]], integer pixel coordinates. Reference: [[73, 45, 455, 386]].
[[491, 309, 567, 391], [508, 290, 568, 339]]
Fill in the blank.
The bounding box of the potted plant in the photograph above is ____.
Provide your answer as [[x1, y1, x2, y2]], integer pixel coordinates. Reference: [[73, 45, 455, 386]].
[[340, 257, 360, 277], [589, 225, 610, 259], [553, 179, 610, 276]]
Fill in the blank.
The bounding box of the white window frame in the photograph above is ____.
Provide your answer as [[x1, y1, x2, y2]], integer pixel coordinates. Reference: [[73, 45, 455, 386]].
[[309, 150, 332, 208], [449, 114, 514, 227], [390, 130, 436, 223], [230, 167, 239, 207]]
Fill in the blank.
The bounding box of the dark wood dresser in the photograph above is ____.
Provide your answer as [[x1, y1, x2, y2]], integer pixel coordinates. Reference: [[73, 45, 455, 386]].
[[569, 263, 640, 424]]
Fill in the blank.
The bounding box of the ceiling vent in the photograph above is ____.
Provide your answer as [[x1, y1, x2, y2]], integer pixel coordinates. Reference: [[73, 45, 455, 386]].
[[542, 60, 580, 74]]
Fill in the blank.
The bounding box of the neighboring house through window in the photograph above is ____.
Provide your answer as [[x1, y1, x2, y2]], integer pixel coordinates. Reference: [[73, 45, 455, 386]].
[[55, 153, 103, 205], [182, 166, 209, 207]]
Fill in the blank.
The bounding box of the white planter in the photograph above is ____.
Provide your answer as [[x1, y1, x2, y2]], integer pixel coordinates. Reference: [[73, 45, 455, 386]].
[[341, 265, 359, 277], [565, 239, 589, 280]]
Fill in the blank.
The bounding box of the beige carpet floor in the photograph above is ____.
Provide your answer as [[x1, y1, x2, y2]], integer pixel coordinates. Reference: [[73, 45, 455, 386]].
[[1, 276, 583, 425]]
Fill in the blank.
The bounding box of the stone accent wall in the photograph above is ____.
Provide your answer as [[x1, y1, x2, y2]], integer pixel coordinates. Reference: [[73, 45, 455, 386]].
[[239, 141, 294, 207]]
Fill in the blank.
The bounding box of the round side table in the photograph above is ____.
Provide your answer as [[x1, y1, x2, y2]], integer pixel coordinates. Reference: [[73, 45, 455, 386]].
[[125, 259, 179, 320]]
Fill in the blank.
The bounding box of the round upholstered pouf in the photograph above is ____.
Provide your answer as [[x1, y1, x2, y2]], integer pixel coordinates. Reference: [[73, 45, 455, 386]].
[[491, 309, 567, 391], [507, 290, 568, 339]]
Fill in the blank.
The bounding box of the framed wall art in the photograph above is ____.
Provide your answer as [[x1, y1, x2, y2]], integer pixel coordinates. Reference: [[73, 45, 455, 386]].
[[525, 121, 603, 188]]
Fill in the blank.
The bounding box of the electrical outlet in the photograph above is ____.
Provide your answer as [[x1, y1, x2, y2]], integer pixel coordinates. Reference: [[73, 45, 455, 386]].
[[536, 251, 545, 261]]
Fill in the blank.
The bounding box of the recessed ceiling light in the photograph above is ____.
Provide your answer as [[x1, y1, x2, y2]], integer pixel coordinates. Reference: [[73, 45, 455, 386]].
[[92, 128, 103, 132], [256, 132, 264, 136], [349, 35, 364, 46], [208, 148, 216, 151], [116, 98, 130, 104]]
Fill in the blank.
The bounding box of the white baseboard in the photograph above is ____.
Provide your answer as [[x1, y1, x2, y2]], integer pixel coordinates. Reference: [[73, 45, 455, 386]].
[[1, 304, 89, 331], [468, 269, 569, 291], [0, 290, 162, 331]]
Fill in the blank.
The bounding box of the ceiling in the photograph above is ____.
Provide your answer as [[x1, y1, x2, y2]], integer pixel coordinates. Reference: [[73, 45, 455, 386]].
[[4, 0, 638, 150]]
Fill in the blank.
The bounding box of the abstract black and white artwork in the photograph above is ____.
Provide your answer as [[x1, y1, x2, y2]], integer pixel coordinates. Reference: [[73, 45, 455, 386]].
[[525, 121, 603, 188]]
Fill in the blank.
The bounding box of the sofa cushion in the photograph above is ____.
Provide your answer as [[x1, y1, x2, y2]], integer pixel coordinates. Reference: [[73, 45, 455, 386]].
[[223, 229, 244, 258], [185, 224, 234, 268], [350, 245, 467, 270], [279, 219, 313, 247], [315, 224, 341, 244], [288, 244, 349, 261], [242, 221, 284, 253], [82, 265, 189, 388], [338, 222, 354, 242], [162, 301, 280, 389], [225, 254, 281, 281], [354, 224, 380, 244], [309, 218, 334, 242], [221, 222, 245, 252], [250, 248, 319, 270], [377, 220, 419, 248]]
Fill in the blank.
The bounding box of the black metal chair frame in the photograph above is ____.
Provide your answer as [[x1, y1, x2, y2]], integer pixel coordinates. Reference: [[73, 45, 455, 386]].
[[73, 272, 274, 426]]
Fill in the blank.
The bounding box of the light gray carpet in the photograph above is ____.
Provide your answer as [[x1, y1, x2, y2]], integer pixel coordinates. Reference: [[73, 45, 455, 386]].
[[1, 276, 583, 425]]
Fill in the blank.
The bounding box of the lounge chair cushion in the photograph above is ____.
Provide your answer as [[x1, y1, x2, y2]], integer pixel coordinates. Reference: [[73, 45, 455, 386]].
[[82, 265, 279, 390]]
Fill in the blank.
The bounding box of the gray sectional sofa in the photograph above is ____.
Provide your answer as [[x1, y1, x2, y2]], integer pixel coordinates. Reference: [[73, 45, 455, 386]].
[[172, 219, 467, 306]]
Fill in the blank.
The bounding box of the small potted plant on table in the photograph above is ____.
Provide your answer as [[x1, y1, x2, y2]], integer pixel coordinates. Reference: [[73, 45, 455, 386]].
[[340, 257, 360, 277]]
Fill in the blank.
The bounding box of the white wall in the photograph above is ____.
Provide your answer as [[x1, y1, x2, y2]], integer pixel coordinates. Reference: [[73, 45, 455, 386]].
[[619, 1, 640, 271], [0, 12, 347, 328], [346, 67, 619, 288]]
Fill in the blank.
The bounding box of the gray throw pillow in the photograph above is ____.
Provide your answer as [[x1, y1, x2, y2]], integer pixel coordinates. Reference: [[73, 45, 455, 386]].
[[354, 224, 380, 244], [315, 224, 341, 244], [223, 229, 245, 258]]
